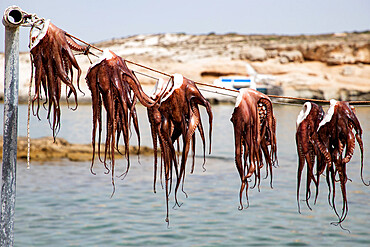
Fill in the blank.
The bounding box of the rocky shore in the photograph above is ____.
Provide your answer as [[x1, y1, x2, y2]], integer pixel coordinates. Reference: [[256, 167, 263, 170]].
[[0, 136, 154, 162], [0, 31, 369, 102]]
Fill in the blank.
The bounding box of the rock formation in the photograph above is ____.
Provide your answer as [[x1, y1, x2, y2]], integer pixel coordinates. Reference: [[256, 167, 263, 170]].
[[0, 31, 369, 102], [0, 136, 154, 162]]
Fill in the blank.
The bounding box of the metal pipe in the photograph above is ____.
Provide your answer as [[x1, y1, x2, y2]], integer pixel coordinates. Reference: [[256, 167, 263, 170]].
[[1, 6, 23, 247]]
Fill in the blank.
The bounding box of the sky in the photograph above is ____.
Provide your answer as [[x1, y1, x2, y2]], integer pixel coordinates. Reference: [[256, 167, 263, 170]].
[[1, 0, 369, 52]]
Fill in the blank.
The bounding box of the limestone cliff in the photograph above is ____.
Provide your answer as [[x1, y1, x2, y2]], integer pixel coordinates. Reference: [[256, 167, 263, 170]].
[[1, 31, 369, 102]]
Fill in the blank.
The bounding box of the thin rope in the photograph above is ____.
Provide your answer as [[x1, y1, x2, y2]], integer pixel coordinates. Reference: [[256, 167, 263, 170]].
[[267, 95, 329, 103], [64, 33, 370, 105], [271, 101, 304, 106], [347, 101, 370, 104], [26, 54, 33, 169], [267, 96, 370, 105], [194, 81, 239, 93], [65, 33, 172, 78], [132, 70, 161, 80], [197, 88, 238, 98], [124, 60, 172, 78]]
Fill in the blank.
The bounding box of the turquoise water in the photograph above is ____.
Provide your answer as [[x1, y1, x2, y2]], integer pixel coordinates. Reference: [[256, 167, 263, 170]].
[[1, 103, 370, 246]]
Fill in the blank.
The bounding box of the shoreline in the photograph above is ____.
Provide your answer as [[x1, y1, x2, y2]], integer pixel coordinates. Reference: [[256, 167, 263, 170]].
[[0, 136, 155, 162]]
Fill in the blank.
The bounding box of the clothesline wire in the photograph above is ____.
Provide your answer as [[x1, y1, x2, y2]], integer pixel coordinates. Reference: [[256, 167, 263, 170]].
[[125, 59, 172, 78], [66, 32, 173, 78], [132, 70, 161, 81], [197, 88, 238, 98], [65, 33, 370, 106], [271, 101, 308, 107]]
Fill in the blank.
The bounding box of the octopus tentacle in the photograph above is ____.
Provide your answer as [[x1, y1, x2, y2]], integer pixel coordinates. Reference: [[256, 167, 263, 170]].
[[261, 138, 273, 188], [314, 152, 326, 204], [190, 88, 213, 154], [296, 139, 305, 213], [146, 75, 212, 223], [29, 21, 87, 138], [301, 101, 367, 227], [305, 150, 318, 187], [85, 50, 142, 197], [62, 44, 84, 96], [159, 116, 175, 222], [147, 107, 159, 193], [313, 132, 332, 166], [174, 109, 200, 205], [231, 89, 277, 209], [45, 58, 61, 139], [31, 54, 43, 120], [85, 65, 99, 174], [343, 130, 355, 164], [129, 97, 141, 156], [51, 34, 78, 110], [337, 163, 349, 225], [190, 134, 196, 174], [65, 35, 87, 52], [259, 98, 276, 159], [192, 104, 207, 171], [355, 133, 368, 186], [304, 160, 313, 211], [120, 70, 157, 108], [232, 114, 245, 210], [295, 102, 325, 211]]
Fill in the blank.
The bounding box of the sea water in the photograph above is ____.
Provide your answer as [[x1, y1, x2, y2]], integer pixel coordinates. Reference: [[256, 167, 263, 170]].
[[0, 103, 369, 246]]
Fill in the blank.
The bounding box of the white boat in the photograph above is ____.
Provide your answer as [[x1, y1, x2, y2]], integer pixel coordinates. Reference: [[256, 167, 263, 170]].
[[213, 76, 268, 92], [213, 63, 275, 94]]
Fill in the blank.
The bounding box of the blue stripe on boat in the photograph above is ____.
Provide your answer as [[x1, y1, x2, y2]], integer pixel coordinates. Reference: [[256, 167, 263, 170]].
[[221, 78, 251, 83], [234, 79, 251, 83], [221, 79, 232, 82]]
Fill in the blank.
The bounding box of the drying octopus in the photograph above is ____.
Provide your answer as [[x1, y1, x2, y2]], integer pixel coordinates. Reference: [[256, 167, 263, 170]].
[[296, 100, 368, 227], [295, 102, 325, 212], [230, 88, 277, 210], [85, 49, 159, 192], [147, 74, 213, 223], [29, 19, 88, 138]]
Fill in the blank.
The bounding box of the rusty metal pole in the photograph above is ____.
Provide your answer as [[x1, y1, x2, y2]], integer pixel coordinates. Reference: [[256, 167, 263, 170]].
[[0, 6, 24, 247]]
